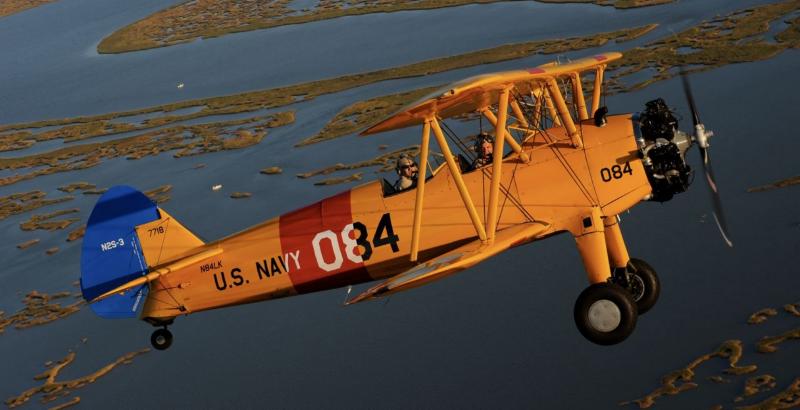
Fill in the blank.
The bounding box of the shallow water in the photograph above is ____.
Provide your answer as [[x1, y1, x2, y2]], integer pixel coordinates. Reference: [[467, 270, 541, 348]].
[[0, 1, 799, 409], [0, 0, 777, 123]]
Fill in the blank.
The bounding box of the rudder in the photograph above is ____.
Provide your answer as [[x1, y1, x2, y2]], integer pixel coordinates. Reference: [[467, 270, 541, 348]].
[[81, 185, 158, 318]]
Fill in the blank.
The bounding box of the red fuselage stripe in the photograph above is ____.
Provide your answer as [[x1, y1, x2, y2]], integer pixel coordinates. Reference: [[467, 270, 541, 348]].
[[279, 190, 370, 293]]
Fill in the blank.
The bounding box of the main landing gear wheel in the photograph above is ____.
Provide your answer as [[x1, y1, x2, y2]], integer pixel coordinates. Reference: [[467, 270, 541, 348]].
[[626, 258, 660, 315], [151, 328, 173, 351], [574, 283, 637, 345]]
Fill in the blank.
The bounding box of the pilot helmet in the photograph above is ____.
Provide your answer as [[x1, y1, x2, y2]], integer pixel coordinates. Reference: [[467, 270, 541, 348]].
[[396, 154, 416, 175], [474, 132, 494, 153]]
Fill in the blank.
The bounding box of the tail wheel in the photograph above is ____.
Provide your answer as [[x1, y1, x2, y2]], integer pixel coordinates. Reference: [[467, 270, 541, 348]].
[[151, 328, 173, 351], [574, 283, 637, 345], [627, 258, 660, 315]]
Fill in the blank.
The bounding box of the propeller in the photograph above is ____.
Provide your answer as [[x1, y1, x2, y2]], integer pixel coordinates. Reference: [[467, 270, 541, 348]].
[[681, 71, 733, 247]]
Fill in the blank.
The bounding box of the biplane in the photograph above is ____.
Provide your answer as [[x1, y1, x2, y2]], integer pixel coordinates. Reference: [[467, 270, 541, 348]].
[[80, 52, 731, 350]]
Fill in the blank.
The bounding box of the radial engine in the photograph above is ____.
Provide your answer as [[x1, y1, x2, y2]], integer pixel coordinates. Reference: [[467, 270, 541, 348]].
[[635, 98, 695, 202]]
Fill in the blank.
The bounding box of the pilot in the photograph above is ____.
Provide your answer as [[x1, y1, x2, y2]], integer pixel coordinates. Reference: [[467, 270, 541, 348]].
[[471, 132, 494, 170], [393, 154, 418, 192]]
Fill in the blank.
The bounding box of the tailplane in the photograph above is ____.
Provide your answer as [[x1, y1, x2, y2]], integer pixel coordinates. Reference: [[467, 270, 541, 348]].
[[80, 185, 204, 318]]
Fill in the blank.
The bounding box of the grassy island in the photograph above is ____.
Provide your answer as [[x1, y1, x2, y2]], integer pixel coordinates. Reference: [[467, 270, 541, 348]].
[[97, 0, 672, 54], [0, 0, 57, 18]]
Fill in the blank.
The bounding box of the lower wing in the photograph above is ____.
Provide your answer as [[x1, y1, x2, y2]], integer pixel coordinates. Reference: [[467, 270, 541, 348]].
[[346, 221, 551, 305]]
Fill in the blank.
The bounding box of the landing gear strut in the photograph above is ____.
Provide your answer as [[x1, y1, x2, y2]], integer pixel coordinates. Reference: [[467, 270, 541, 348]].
[[574, 283, 638, 345], [151, 327, 173, 350]]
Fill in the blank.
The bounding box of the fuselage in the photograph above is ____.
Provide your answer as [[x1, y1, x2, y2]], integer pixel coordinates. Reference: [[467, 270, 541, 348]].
[[141, 114, 652, 321]]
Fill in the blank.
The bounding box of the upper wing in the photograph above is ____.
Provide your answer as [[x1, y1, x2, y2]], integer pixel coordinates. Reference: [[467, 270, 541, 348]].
[[345, 221, 551, 305], [360, 52, 621, 135]]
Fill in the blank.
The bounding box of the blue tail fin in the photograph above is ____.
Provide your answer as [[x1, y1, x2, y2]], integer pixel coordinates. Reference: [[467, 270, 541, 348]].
[[80, 186, 159, 319]]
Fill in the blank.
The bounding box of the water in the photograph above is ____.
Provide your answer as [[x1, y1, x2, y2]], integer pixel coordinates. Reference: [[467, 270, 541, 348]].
[[1, 1, 799, 409], [0, 0, 778, 123]]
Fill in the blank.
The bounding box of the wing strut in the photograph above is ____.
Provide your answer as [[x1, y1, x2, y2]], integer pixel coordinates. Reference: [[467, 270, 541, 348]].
[[410, 120, 431, 262], [487, 87, 510, 242], [509, 99, 530, 128], [591, 65, 606, 118], [571, 72, 589, 121], [530, 89, 544, 129], [481, 108, 529, 163], [542, 87, 563, 127], [432, 117, 487, 240], [545, 78, 582, 148]]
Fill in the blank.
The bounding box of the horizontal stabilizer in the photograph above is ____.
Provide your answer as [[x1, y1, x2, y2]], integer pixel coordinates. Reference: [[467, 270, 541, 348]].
[[90, 247, 222, 304], [346, 222, 550, 305]]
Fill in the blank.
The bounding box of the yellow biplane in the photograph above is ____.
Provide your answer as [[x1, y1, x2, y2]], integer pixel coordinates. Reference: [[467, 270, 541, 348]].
[[80, 52, 731, 349]]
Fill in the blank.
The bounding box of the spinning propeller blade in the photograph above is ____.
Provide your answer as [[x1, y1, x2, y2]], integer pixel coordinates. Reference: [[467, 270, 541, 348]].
[[701, 151, 733, 247], [681, 72, 701, 127], [681, 70, 733, 247]]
